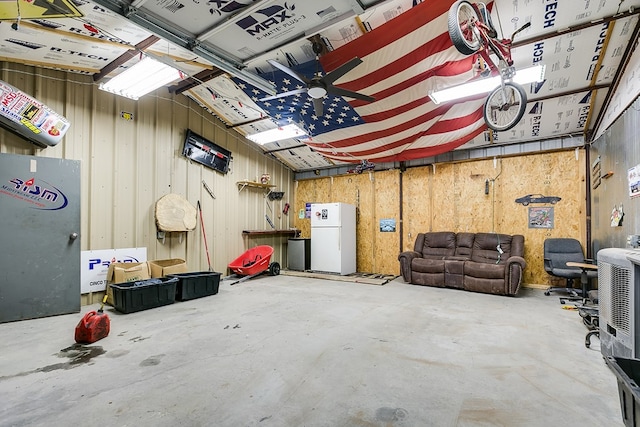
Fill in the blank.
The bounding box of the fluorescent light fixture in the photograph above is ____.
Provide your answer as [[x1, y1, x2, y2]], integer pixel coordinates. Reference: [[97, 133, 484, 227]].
[[89, 0, 276, 96], [99, 56, 183, 100], [247, 123, 307, 145], [429, 64, 546, 104]]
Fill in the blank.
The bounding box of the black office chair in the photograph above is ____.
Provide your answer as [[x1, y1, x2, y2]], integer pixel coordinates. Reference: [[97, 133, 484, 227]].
[[543, 238, 598, 302]]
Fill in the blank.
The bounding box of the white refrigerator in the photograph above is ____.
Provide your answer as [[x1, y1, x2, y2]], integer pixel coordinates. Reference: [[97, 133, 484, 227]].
[[310, 203, 356, 275]]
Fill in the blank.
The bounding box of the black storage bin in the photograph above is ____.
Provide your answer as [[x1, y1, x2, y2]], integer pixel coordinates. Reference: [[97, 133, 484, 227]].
[[110, 277, 178, 314], [168, 271, 221, 301], [605, 356, 640, 426]]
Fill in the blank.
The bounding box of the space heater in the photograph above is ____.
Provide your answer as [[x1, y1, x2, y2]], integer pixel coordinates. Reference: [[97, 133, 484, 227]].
[[598, 248, 640, 358]]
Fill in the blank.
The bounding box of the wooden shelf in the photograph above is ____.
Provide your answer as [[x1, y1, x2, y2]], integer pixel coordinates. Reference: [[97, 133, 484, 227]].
[[236, 181, 276, 194], [242, 229, 300, 237]]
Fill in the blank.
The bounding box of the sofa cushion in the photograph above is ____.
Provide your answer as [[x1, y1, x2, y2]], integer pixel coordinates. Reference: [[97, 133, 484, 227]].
[[463, 261, 507, 279], [455, 232, 475, 258], [410, 254, 446, 287], [420, 232, 456, 259], [412, 258, 445, 273], [470, 233, 514, 264]]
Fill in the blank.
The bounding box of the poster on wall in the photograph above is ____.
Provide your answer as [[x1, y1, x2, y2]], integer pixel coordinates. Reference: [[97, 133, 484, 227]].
[[528, 207, 554, 229], [611, 204, 624, 227], [80, 248, 147, 294], [380, 219, 396, 232], [628, 164, 640, 198]]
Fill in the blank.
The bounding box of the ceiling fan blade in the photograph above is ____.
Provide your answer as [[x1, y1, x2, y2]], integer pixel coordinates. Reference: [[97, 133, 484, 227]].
[[327, 85, 375, 102], [312, 97, 324, 116], [259, 88, 308, 101], [267, 59, 310, 85], [323, 57, 363, 85]]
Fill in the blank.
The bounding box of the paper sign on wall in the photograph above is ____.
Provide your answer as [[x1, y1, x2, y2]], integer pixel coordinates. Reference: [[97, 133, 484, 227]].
[[80, 248, 147, 294], [380, 219, 396, 232], [628, 164, 640, 198]]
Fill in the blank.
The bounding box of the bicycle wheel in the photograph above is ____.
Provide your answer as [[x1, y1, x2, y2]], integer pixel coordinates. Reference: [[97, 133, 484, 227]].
[[483, 82, 527, 132], [448, 0, 481, 55]]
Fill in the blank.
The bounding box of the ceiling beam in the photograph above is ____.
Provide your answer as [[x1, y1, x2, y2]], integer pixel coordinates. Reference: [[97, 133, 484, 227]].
[[527, 83, 610, 103], [18, 21, 135, 51], [92, 35, 159, 82], [263, 144, 308, 154], [168, 69, 224, 95], [582, 20, 617, 137], [0, 56, 99, 74], [512, 8, 640, 49], [590, 16, 640, 141], [226, 116, 271, 129]]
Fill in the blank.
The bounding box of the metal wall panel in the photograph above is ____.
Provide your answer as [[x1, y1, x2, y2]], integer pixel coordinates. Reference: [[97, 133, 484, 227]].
[[590, 97, 640, 255], [0, 63, 295, 277]]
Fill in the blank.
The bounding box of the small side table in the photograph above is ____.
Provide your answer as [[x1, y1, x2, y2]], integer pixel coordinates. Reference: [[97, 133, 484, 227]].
[[566, 261, 598, 303], [567, 261, 599, 348]]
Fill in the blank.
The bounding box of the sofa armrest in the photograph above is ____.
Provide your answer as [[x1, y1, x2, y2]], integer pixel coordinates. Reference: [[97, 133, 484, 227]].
[[398, 251, 421, 282], [505, 255, 527, 295], [507, 255, 526, 268]]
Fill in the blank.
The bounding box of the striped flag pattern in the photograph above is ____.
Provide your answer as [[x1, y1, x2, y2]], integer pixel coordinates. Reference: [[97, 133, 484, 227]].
[[310, 0, 488, 163], [237, 0, 489, 164]]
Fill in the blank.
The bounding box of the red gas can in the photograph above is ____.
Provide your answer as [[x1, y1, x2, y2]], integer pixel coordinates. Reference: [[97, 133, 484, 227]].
[[75, 310, 110, 344]]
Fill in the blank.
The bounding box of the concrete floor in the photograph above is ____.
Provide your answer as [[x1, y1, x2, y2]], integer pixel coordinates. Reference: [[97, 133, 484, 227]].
[[0, 275, 624, 427]]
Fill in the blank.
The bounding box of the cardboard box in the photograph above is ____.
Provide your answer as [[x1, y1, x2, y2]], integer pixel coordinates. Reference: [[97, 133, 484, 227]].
[[149, 258, 188, 278], [105, 262, 151, 305]]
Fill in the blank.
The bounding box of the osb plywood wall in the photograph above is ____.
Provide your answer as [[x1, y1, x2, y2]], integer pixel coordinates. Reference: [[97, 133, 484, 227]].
[[294, 150, 587, 285], [294, 170, 400, 274]]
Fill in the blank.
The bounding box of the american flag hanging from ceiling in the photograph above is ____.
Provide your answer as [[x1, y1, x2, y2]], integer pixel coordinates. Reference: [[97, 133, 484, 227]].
[[233, 60, 364, 136], [234, 0, 490, 163]]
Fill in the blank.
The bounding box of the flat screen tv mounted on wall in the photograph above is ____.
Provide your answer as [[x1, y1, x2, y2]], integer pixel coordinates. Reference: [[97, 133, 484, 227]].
[[182, 129, 232, 174]]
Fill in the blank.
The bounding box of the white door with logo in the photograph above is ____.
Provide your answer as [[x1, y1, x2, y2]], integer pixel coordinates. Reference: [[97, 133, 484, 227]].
[[0, 153, 81, 323]]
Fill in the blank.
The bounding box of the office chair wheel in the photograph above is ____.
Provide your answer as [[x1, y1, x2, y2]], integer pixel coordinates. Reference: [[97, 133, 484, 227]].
[[544, 290, 551, 296], [585, 330, 599, 348]]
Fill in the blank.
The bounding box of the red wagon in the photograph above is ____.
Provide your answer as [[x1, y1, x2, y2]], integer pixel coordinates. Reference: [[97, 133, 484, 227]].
[[226, 245, 280, 285]]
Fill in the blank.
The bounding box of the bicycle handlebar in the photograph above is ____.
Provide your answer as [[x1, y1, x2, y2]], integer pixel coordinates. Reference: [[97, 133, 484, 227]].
[[511, 22, 531, 40]]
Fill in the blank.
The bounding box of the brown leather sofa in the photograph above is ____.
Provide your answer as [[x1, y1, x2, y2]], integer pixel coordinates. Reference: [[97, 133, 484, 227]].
[[398, 231, 526, 296]]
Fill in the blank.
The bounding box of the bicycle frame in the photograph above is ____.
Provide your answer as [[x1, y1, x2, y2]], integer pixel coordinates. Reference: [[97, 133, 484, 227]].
[[464, 2, 518, 80], [447, 0, 531, 131]]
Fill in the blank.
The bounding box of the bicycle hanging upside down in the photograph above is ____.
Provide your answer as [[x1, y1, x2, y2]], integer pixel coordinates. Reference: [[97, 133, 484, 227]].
[[447, 0, 531, 132]]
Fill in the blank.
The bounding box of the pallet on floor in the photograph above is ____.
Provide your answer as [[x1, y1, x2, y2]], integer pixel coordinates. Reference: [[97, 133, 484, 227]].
[[280, 269, 396, 285]]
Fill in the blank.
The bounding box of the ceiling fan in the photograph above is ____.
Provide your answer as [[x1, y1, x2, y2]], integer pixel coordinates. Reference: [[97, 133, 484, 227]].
[[259, 43, 375, 116]]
